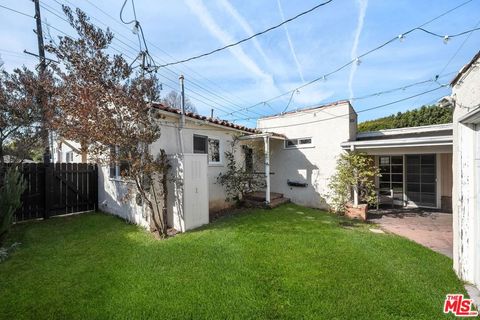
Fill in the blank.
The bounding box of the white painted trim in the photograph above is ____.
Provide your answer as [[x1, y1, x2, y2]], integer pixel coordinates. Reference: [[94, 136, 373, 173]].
[[459, 105, 480, 124], [284, 137, 314, 149], [207, 136, 223, 166], [238, 132, 285, 140], [357, 123, 453, 138], [341, 135, 452, 150], [436, 153, 441, 209]]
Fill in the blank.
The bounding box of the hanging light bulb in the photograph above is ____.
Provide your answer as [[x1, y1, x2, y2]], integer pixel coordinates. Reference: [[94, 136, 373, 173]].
[[132, 21, 140, 35], [295, 89, 300, 94], [398, 34, 405, 42], [355, 57, 361, 66], [443, 35, 450, 44], [321, 75, 327, 82]]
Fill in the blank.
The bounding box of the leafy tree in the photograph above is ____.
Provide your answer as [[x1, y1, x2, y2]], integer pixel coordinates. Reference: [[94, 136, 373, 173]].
[[0, 167, 26, 246], [0, 68, 45, 166], [46, 6, 170, 237], [328, 152, 380, 213], [161, 90, 197, 113], [358, 105, 452, 132]]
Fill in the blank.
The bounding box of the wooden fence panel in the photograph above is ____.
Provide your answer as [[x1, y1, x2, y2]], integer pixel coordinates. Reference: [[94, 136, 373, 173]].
[[3, 163, 98, 222]]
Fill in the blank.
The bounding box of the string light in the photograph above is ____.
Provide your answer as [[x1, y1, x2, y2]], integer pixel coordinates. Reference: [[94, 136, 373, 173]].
[[398, 34, 405, 42], [443, 35, 450, 44], [355, 57, 362, 66], [132, 21, 139, 35]]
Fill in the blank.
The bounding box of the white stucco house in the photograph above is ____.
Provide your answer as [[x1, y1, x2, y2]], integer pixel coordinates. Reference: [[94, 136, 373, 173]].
[[97, 100, 358, 230], [52, 138, 84, 164], [450, 50, 480, 291], [97, 97, 458, 231]]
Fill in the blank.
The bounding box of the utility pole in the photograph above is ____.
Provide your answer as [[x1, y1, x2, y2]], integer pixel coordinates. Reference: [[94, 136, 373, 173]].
[[34, 0, 52, 219], [34, 0, 50, 164], [179, 75, 186, 125]]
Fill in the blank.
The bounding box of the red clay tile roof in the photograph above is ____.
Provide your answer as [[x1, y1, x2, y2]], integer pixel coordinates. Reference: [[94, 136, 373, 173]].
[[151, 102, 259, 133]]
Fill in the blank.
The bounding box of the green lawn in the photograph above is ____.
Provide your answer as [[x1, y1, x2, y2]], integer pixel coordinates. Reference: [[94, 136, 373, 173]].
[[0, 204, 465, 319]]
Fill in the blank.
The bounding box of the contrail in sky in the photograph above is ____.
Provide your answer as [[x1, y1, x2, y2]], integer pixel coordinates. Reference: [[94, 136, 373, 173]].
[[348, 0, 368, 100]]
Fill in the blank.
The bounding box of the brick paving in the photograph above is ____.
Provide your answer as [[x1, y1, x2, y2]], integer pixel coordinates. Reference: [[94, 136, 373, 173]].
[[369, 211, 453, 258]]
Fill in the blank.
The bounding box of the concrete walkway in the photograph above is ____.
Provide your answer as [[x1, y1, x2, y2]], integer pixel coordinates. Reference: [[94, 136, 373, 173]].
[[369, 211, 453, 258]]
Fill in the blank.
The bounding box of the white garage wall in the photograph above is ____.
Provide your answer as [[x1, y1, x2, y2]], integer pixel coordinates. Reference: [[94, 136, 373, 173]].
[[452, 55, 480, 289]]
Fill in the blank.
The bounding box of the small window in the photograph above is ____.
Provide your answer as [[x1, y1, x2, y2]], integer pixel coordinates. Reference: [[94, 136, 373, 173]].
[[243, 146, 253, 172], [193, 135, 208, 154], [109, 146, 131, 179], [285, 139, 298, 148], [109, 146, 116, 178], [285, 137, 312, 149], [65, 151, 74, 163], [208, 138, 220, 163]]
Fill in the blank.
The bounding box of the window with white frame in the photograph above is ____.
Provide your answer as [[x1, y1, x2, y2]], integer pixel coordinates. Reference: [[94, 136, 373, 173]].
[[65, 151, 74, 163], [193, 134, 221, 164], [208, 138, 220, 163], [109, 146, 131, 179], [284, 137, 312, 149]]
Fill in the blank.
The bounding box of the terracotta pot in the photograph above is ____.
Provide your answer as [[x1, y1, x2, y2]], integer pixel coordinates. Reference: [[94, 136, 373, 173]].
[[345, 203, 368, 221]]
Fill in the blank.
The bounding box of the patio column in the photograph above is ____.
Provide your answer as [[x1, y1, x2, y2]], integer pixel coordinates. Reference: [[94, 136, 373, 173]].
[[263, 135, 270, 205]]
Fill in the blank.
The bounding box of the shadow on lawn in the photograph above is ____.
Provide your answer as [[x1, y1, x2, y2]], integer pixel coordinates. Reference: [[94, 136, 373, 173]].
[[186, 203, 371, 237]]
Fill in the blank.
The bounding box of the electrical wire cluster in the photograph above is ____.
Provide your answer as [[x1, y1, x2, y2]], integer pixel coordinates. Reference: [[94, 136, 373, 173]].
[[0, 0, 477, 126]]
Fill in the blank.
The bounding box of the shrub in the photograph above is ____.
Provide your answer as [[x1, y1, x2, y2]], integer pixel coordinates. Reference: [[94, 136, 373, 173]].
[[217, 139, 264, 205], [0, 167, 26, 245], [328, 152, 380, 213]]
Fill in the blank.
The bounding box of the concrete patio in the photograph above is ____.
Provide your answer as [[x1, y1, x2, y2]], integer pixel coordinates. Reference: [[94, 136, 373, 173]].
[[369, 209, 453, 258]]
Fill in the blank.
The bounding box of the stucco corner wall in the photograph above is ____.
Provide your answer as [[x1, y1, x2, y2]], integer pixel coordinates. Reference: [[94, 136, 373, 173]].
[[97, 166, 150, 229], [451, 56, 480, 289]]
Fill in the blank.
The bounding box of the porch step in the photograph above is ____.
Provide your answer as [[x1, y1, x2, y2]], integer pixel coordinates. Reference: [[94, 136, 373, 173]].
[[268, 196, 290, 208], [244, 192, 290, 209], [244, 191, 284, 202]]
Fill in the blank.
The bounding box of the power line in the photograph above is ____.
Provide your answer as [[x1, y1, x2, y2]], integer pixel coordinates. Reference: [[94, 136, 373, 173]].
[[153, 0, 334, 69], [232, 71, 456, 121], [81, 0, 264, 111], [0, 4, 34, 18], [257, 85, 448, 130], [223, 0, 476, 117], [0, 2, 242, 119], [410, 17, 480, 108], [37, 2, 257, 118], [52, 0, 263, 118]]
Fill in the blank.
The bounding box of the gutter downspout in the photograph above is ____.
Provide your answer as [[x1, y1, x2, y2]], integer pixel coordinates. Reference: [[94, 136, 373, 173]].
[[264, 135, 271, 205], [178, 75, 186, 227], [178, 75, 185, 154]]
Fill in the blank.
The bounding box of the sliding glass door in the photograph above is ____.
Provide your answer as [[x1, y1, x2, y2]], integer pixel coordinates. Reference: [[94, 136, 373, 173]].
[[378, 155, 404, 204], [406, 154, 437, 207]]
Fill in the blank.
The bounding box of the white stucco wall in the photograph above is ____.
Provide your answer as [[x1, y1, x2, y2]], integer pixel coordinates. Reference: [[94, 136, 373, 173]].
[[98, 112, 249, 228], [52, 140, 83, 163], [452, 56, 480, 289], [257, 101, 357, 209]]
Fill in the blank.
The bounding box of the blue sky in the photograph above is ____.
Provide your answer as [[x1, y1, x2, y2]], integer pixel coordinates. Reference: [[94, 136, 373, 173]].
[[0, 0, 479, 127]]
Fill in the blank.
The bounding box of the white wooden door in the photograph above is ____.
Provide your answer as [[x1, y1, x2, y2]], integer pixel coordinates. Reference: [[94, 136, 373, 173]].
[[184, 154, 209, 230]]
